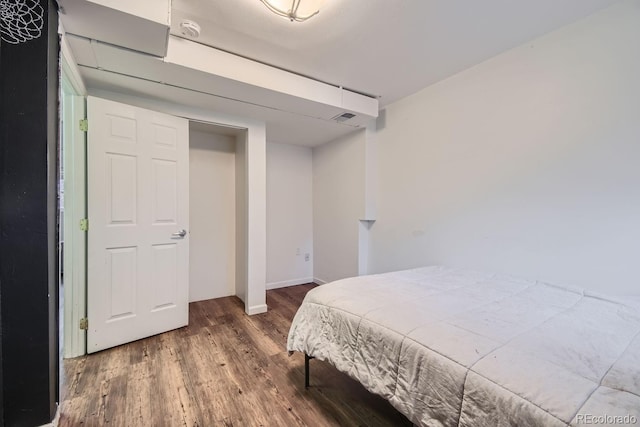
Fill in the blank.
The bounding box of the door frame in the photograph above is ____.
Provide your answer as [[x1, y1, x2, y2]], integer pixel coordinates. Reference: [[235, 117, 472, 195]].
[[88, 94, 268, 317], [59, 35, 268, 358], [60, 36, 88, 358]]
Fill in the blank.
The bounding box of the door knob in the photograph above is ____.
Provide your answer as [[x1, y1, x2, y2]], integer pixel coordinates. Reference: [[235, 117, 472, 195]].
[[172, 229, 187, 238]]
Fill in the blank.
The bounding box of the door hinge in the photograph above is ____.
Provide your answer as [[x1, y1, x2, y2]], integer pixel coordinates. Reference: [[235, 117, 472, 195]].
[[80, 218, 88, 232], [79, 317, 88, 330], [79, 119, 88, 132]]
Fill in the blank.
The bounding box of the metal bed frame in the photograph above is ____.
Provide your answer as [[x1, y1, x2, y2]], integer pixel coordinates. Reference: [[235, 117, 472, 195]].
[[304, 354, 314, 388]]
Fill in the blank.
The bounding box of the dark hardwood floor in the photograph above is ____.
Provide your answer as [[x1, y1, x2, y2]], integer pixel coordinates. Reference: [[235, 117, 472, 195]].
[[60, 284, 412, 426]]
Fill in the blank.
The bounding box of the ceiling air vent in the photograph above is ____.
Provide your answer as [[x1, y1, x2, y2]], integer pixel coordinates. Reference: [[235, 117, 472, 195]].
[[332, 112, 356, 123]]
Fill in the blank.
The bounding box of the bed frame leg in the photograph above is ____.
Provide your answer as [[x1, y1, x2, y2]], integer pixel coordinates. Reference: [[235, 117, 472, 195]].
[[304, 353, 314, 388]]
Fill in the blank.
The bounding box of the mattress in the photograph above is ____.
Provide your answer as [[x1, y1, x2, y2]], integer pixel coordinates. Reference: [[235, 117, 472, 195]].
[[287, 266, 640, 427]]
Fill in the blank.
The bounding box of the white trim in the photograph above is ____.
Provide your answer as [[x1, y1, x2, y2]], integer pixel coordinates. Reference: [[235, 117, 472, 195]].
[[246, 304, 268, 315], [313, 277, 328, 285], [61, 80, 87, 358], [266, 277, 314, 290]]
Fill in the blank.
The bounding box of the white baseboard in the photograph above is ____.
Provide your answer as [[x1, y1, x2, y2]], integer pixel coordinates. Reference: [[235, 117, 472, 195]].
[[313, 277, 328, 285], [266, 277, 314, 290], [246, 304, 268, 315]]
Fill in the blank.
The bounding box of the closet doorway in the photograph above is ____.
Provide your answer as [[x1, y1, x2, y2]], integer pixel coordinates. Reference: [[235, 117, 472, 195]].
[[189, 122, 247, 303]]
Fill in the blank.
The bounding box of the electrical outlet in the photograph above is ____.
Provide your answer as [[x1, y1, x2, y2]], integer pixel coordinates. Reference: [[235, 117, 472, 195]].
[[304, 253, 310, 262], [296, 247, 301, 255]]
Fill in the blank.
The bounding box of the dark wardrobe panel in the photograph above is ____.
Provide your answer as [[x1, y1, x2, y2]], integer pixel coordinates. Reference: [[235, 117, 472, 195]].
[[0, 1, 59, 425]]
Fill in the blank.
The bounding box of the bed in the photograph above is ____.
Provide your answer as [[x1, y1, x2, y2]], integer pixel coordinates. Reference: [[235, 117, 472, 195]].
[[287, 266, 640, 427]]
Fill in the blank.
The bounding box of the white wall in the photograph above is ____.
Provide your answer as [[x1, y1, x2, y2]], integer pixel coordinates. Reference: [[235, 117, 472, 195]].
[[189, 129, 236, 302], [266, 143, 313, 289], [367, 0, 640, 295], [244, 125, 267, 314], [313, 130, 366, 284]]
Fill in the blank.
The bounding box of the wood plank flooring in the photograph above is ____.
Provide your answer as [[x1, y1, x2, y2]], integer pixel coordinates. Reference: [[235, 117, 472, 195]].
[[60, 284, 412, 426]]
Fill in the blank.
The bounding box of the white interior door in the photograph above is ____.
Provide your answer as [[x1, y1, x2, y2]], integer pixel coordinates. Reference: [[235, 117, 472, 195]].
[[87, 96, 189, 353]]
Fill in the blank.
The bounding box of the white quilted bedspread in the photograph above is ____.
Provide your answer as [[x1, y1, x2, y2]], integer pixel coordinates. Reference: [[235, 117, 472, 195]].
[[287, 266, 640, 427]]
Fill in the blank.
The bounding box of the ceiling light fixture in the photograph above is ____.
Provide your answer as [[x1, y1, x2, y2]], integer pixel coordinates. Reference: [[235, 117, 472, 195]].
[[259, 0, 325, 22]]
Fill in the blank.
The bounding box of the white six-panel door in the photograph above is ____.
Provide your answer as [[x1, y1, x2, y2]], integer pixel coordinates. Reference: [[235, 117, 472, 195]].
[[87, 96, 189, 353]]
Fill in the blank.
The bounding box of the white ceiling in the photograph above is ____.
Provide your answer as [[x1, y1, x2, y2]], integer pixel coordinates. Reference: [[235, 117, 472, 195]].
[[171, 0, 620, 106], [62, 0, 620, 147]]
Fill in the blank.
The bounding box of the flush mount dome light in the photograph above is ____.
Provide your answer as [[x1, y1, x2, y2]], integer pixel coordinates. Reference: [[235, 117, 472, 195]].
[[259, 0, 326, 22]]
